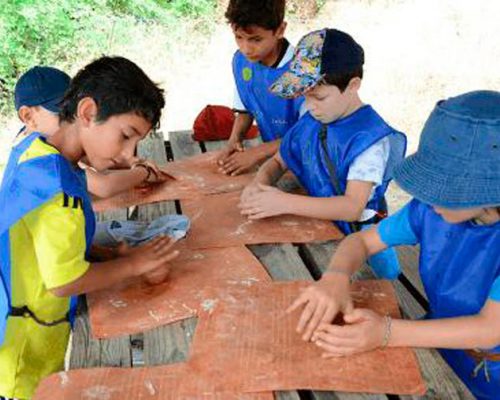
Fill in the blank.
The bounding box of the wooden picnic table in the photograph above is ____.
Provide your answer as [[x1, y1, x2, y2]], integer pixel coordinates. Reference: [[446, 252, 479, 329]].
[[69, 130, 474, 400]]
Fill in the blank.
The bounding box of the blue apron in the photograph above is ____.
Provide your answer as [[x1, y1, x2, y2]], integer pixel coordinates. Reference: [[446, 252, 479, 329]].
[[280, 105, 407, 235], [233, 50, 304, 142], [0, 133, 95, 345], [408, 199, 500, 399]]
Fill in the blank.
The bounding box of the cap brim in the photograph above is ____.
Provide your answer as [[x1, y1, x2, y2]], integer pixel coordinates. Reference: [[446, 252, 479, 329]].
[[394, 152, 500, 209], [39, 96, 64, 113], [269, 71, 320, 99]]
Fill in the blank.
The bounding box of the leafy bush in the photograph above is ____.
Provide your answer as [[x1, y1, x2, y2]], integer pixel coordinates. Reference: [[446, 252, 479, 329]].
[[0, 0, 217, 115]]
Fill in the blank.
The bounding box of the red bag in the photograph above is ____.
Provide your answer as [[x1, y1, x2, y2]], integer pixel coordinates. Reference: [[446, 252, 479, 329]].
[[193, 105, 259, 142]]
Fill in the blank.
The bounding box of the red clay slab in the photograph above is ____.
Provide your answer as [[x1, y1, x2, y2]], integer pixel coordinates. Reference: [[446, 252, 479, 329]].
[[162, 151, 256, 195], [92, 176, 198, 212], [181, 191, 343, 249], [88, 244, 271, 338], [92, 151, 255, 212], [188, 280, 426, 395], [33, 363, 273, 400]]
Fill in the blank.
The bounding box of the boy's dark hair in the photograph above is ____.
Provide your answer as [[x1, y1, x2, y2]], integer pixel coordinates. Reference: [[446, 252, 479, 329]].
[[59, 56, 165, 128], [225, 0, 285, 31], [322, 67, 364, 93]]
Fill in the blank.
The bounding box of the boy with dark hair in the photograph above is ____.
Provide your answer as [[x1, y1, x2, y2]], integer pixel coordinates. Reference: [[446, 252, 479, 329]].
[[217, 0, 305, 176], [11, 65, 166, 198], [240, 28, 406, 279], [0, 56, 178, 399]]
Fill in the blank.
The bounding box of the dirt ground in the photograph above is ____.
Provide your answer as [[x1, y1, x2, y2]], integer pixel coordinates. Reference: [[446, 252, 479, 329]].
[[1, 0, 498, 211]]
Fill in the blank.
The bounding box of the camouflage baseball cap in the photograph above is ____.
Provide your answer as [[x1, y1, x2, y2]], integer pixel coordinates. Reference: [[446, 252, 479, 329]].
[[270, 28, 364, 99]]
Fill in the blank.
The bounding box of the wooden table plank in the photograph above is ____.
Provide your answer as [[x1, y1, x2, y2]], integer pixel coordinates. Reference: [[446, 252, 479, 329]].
[[70, 206, 132, 369], [134, 130, 192, 368]]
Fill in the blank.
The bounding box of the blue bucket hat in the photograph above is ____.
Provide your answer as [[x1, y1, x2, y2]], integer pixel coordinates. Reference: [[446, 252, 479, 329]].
[[394, 90, 500, 209], [14, 66, 70, 113], [270, 28, 364, 99]]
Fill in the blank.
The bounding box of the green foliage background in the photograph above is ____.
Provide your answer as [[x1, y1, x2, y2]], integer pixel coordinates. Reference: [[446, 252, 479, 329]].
[[0, 0, 217, 115]]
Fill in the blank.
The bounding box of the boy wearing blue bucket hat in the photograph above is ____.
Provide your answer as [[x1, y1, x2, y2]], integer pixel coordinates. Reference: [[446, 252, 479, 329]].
[[288, 90, 500, 400], [240, 28, 406, 280]]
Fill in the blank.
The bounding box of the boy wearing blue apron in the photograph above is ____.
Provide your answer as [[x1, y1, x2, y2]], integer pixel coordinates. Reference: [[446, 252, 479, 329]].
[[240, 28, 406, 279], [289, 91, 500, 399], [218, 0, 304, 176]]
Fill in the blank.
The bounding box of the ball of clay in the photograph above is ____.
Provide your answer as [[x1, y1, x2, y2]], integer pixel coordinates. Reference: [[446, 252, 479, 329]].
[[143, 268, 170, 285]]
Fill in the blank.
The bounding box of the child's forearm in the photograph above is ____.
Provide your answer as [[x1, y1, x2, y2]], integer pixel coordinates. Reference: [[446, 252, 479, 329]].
[[87, 168, 147, 198], [390, 313, 500, 350], [284, 193, 365, 221], [229, 112, 254, 144], [89, 244, 118, 262], [326, 231, 375, 275], [254, 155, 287, 186], [51, 258, 137, 297], [256, 140, 280, 159]]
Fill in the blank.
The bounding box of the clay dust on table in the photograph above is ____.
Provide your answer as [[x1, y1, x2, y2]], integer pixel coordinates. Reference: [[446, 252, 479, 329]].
[[181, 190, 343, 249], [33, 363, 273, 400], [187, 280, 426, 395], [92, 151, 255, 212], [88, 243, 271, 338]]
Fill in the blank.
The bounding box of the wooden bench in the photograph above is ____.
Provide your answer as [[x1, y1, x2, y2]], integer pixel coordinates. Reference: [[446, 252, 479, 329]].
[[69, 130, 473, 399]]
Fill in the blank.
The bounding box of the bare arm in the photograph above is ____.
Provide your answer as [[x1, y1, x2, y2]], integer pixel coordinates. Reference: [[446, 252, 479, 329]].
[[390, 301, 500, 349], [86, 168, 148, 198], [241, 179, 374, 222], [228, 112, 254, 145], [326, 225, 387, 273], [51, 236, 178, 297], [217, 112, 255, 166], [313, 298, 500, 357], [239, 152, 288, 202], [280, 180, 373, 222], [253, 151, 288, 186], [253, 139, 280, 159]]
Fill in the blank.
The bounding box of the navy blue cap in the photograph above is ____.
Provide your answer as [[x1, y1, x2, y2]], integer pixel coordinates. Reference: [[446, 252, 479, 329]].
[[321, 29, 364, 75], [14, 66, 70, 113]]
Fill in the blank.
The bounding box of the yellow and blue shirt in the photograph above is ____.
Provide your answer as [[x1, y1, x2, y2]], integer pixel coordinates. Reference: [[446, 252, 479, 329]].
[[0, 134, 93, 399]]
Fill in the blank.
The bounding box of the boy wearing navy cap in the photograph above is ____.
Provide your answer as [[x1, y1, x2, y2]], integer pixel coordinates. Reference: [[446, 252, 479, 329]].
[[14, 66, 70, 142], [289, 91, 500, 400], [240, 28, 406, 281]]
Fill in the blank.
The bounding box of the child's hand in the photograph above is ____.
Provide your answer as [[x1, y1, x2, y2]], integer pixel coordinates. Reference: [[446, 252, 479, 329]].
[[131, 159, 167, 184], [218, 146, 263, 176], [240, 181, 261, 203], [311, 309, 386, 357], [238, 183, 289, 219], [217, 141, 244, 166], [286, 273, 353, 341], [123, 235, 179, 278]]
